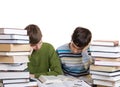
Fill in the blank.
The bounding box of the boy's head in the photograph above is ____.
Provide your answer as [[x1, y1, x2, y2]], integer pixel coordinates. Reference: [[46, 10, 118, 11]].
[[70, 27, 92, 53], [25, 24, 42, 50]]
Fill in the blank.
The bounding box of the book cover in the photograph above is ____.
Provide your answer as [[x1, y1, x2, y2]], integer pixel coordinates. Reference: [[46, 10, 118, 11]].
[[91, 51, 120, 58], [0, 63, 28, 71], [0, 39, 29, 44], [0, 28, 27, 35], [93, 79, 120, 87], [90, 45, 120, 52], [91, 40, 119, 46], [0, 44, 30, 52], [0, 71, 29, 79], [90, 70, 120, 76], [92, 74, 120, 81], [0, 51, 31, 56], [90, 65, 120, 72], [0, 34, 29, 40]]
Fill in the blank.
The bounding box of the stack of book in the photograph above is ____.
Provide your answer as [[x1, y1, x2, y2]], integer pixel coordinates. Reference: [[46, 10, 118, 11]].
[[90, 40, 120, 87], [0, 28, 37, 87]]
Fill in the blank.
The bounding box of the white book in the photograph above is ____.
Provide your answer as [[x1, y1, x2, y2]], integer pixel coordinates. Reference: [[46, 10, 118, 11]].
[[91, 40, 119, 46], [0, 71, 29, 79], [91, 51, 120, 58], [90, 70, 120, 76], [0, 34, 29, 40], [90, 45, 120, 52], [0, 28, 27, 35], [92, 74, 120, 81], [3, 78, 37, 87], [2, 78, 29, 84], [0, 63, 28, 71], [0, 39, 29, 44], [94, 60, 120, 66], [93, 79, 120, 87], [0, 52, 30, 56]]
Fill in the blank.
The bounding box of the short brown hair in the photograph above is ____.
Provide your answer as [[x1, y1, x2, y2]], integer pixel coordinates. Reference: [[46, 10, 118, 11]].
[[25, 24, 42, 44]]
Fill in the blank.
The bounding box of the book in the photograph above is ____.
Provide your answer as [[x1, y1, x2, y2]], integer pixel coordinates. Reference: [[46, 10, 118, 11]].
[[0, 51, 31, 56], [94, 60, 120, 66], [39, 75, 62, 84], [38, 75, 91, 87], [90, 70, 120, 76], [2, 78, 38, 87], [90, 45, 120, 52], [2, 78, 29, 84], [90, 65, 120, 72], [0, 44, 30, 51], [94, 57, 120, 61], [0, 63, 28, 71], [0, 71, 29, 79], [0, 39, 29, 44], [0, 56, 29, 63], [0, 34, 29, 40], [91, 40, 119, 46], [0, 28, 27, 35], [93, 79, 120, 87], [91, 74, 120, 81], [91, 51, 120, 58]]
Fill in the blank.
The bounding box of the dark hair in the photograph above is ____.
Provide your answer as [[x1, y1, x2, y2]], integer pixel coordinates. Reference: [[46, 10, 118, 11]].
[[72, 27, 92, 48], [24, 24, 42, 44]]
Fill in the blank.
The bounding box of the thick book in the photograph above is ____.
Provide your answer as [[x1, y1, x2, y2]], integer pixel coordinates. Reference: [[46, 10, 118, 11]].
[[91, 40, 119, 46], [0, 55, 29, 63], [94, 57, 120, 61], [0, 63, 28, 71], [2, 78, 29, 84], [2, 78, 38, 87], [0, 44, 30, 51], [93, 79, 120, 87], [90, 65, 120, 72], [0, 51, 31, 56], [0, 71, 29, 79], [91, 74, 120, 81], [90, 70, 120, 76], [0, 39, 29, 44], [0, 28, 27, 35], [0, 34, 29, 40], [94, 60, 120, 66], [90, 45, 120, 52], [91, 51, 120, 58]]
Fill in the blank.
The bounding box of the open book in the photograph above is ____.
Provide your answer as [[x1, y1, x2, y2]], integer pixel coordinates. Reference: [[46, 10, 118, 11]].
[[38, 75, 91, 87]]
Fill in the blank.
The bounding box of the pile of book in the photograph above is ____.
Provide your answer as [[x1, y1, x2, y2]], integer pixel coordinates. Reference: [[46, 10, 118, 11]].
[[0, 28, 37, 87], [90, 40, 120, 87]]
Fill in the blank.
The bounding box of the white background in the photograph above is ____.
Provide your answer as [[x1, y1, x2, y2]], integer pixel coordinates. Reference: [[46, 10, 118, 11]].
[[0, 0, 120, 49]]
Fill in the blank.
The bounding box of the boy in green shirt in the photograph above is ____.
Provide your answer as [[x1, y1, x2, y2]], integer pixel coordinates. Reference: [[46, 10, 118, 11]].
[[25, 24, 63, 78]]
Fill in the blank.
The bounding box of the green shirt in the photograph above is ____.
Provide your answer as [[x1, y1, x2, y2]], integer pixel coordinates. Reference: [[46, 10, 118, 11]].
[[28, 42, 63, 78]]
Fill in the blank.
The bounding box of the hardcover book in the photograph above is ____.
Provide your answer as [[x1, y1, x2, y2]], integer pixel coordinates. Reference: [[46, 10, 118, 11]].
[[0, 28, 27, 35], [0, 51, 31, 56], [0, 39, 29, 44], [0, 44, 30, 51], [0, 63, 28, 71], [90, 65, 120, 72], [0, 34, 29, 40], [93, 79, 120, 87], [91, 40, 119, 46]]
